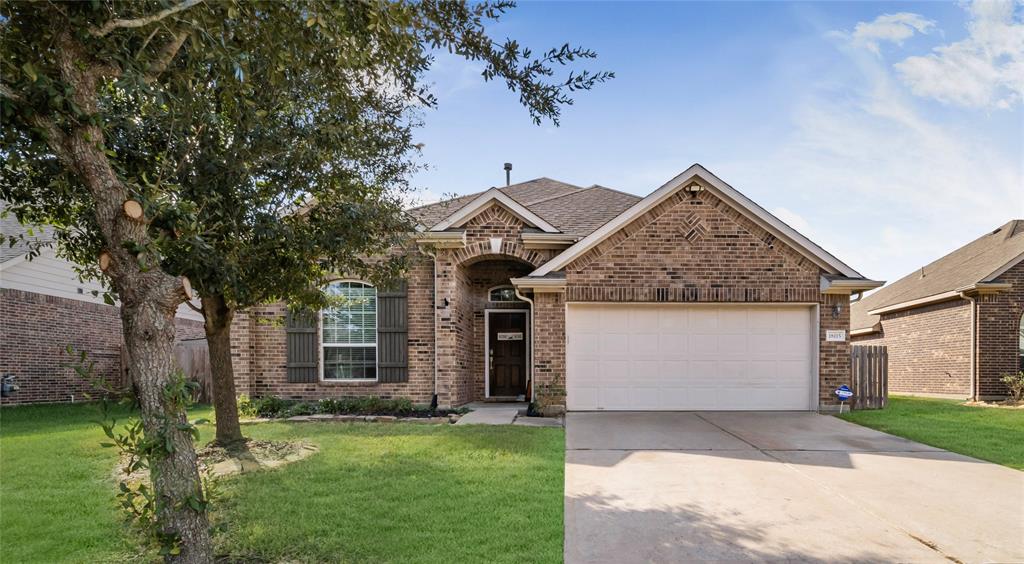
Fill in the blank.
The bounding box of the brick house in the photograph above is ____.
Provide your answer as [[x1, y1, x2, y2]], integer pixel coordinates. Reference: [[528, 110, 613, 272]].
[[230, 164, 880, 413], [851, 220, 1024, 400], [0, 206, 206, 405]]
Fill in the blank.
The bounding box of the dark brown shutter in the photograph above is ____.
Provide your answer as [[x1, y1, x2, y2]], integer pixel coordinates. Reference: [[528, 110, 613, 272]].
[[377, 281, 408, 383], [285, 308, 318, 383]]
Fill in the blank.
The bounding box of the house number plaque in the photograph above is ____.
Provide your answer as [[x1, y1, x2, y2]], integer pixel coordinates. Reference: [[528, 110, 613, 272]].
[[497, 332, 524, 341]]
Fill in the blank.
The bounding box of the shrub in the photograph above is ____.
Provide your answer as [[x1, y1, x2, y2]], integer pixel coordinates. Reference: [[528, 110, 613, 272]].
[[1001, 371, 1024, 402], [238, 395, 419, 418]]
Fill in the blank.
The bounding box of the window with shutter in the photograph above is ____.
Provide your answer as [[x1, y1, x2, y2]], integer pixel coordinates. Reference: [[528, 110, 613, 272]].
[[285, 309, 318, 383], [377, 281, 408, 383], [321, 281, 377, 380]]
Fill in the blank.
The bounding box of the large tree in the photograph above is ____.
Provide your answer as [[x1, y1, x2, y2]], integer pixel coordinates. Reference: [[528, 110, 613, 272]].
[[1, 1, 609, 561]]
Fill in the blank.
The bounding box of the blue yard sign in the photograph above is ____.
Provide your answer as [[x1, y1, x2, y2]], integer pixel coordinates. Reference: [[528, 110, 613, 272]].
[[835, 385, 853, 413]]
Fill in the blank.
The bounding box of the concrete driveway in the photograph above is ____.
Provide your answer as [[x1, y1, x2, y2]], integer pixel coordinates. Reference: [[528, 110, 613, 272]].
[[565, 412, 1024, 563]]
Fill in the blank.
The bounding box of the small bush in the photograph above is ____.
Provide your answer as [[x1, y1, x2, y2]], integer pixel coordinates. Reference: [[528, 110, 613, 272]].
[[1001, 371, 1024, 402], [240, 395, 421, 418]]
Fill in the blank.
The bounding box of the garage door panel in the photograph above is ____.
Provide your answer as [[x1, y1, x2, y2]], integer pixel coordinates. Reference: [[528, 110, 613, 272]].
[[629, 333, 660, 355], [567, 304, 815, 411], [718, 334, 748, 356]]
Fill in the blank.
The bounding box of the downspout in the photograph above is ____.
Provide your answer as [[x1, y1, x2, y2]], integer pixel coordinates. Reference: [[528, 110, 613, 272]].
[[960, 291, 977, 401], [422, 247, 440, 410], [514, 286, 535, 402]]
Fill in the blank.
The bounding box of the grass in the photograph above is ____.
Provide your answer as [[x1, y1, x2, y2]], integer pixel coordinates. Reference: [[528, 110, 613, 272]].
[[0, 403, 565, 563], [839, 395, 1024, 470]]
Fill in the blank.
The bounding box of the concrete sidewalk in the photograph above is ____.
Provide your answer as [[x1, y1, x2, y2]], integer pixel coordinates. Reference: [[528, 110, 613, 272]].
[[455, 402, 562, 427]]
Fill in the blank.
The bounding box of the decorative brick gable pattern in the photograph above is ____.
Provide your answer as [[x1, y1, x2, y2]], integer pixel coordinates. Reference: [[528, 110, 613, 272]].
[[1, 288, 205, 405], [852, 299, 972, 397], [566, 190, 820, 300]]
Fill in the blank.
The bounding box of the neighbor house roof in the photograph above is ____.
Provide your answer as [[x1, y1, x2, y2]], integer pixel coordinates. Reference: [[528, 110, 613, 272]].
[[851, 220, 1024, 333], [407, 178, 641, 238], [0, 202, 53, 266]]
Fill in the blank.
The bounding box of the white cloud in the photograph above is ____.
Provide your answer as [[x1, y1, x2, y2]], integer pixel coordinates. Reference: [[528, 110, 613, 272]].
[[846, 12, 936, 55], [894, 0, 1024, 109], [727, 11, 1024, 284]]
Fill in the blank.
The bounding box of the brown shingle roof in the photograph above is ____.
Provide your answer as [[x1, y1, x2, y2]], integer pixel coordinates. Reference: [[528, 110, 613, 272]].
[[407, 178, 641, 238], [529, 186, 642, 238], [851, 220, 1024, 331]]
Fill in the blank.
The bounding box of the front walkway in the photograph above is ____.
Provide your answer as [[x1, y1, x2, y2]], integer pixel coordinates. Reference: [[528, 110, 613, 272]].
[[565, 412, 1023, 563], [456, 402, 562, 427]]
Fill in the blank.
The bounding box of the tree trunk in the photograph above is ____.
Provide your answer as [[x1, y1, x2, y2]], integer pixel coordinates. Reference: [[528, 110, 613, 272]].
[[47, 29, 212, 563], [202, 294, 245, 446], [122, 292, 214, 564]]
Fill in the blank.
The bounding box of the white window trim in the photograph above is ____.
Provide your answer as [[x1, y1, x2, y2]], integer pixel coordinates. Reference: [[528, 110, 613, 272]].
[[319, 280, 379, 383], [487, 284, 523, 303]]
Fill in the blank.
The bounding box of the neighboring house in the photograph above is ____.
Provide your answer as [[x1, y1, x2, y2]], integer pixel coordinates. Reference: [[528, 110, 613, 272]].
[[229, 164, 880, 413], [0, 206, 206, 405], [851, 220, 1024, 400]]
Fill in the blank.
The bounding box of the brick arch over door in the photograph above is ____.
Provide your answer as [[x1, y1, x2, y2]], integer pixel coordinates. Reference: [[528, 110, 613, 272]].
[[449, 240, 549, 269]]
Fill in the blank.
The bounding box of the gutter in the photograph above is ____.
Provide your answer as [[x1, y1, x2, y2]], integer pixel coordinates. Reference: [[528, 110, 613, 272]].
[[420, 247, 441, 409]]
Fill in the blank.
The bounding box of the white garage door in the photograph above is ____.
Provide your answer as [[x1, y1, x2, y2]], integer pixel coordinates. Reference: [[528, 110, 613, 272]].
[[566, 304, 816, 411]]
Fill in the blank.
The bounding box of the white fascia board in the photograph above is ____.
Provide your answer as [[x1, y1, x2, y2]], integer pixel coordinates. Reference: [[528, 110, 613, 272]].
[[981, 250, 1024, 282], [521, 232, 579, 249], [531, 164, 863, 278], [414, 231, 466, 249], [510, 276, 566, 292], [820, 276, 885, 294], [850, 326, 880, 336], [430, 188, 560, 233]]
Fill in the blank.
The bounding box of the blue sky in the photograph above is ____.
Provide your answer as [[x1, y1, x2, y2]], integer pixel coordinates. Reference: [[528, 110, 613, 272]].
[[408, 1, 1023, 285]]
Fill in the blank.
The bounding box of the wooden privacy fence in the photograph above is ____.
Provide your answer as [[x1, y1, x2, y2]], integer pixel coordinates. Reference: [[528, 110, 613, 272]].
[[850, 345, 888, 409], [174, 339, 212, 403], [119, 339, 212, 403]]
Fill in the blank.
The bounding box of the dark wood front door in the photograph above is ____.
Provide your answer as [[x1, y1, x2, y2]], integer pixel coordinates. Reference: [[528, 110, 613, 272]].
[[488, 312, 527, 397]]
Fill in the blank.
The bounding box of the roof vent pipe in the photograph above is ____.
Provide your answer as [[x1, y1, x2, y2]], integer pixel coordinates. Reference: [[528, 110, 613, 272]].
[[504, 162, 512, 187]]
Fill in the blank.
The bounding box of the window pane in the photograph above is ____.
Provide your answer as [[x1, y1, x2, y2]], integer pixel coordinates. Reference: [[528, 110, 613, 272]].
[[489, 287, 521, 302], [323, 346, 377, 380], [323, 282, 376, 345]]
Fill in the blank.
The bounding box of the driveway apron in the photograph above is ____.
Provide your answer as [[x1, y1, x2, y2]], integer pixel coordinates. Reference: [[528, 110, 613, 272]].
[[565, 412, 1024, 563]]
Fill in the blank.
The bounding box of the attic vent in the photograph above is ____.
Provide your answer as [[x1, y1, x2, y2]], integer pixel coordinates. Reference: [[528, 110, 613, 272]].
[[919, 267, 926, 279], [761, 233, 776, 249]]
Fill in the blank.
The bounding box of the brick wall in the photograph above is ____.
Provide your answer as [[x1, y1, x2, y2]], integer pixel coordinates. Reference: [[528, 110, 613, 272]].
[[977, 260, 1023, 398], [237, 256, 436, 404], [851, 299, 972, 397], [1, 288, 206, 405]]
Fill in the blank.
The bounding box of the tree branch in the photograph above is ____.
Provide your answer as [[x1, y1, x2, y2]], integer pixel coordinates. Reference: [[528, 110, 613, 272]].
[[145, 30, 190, 82], [0, 83, 25, 103], [90, 0, 203, 37]]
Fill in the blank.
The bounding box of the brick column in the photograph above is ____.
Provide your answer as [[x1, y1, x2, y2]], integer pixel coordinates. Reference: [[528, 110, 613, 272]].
[[819, 293, 852, 409], [533, 291, 566, 415]]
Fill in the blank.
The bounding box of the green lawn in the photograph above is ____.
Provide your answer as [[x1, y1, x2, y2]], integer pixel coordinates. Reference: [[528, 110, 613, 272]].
[[0, 403, 565, 563], [839, 396, 1024, 470]]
